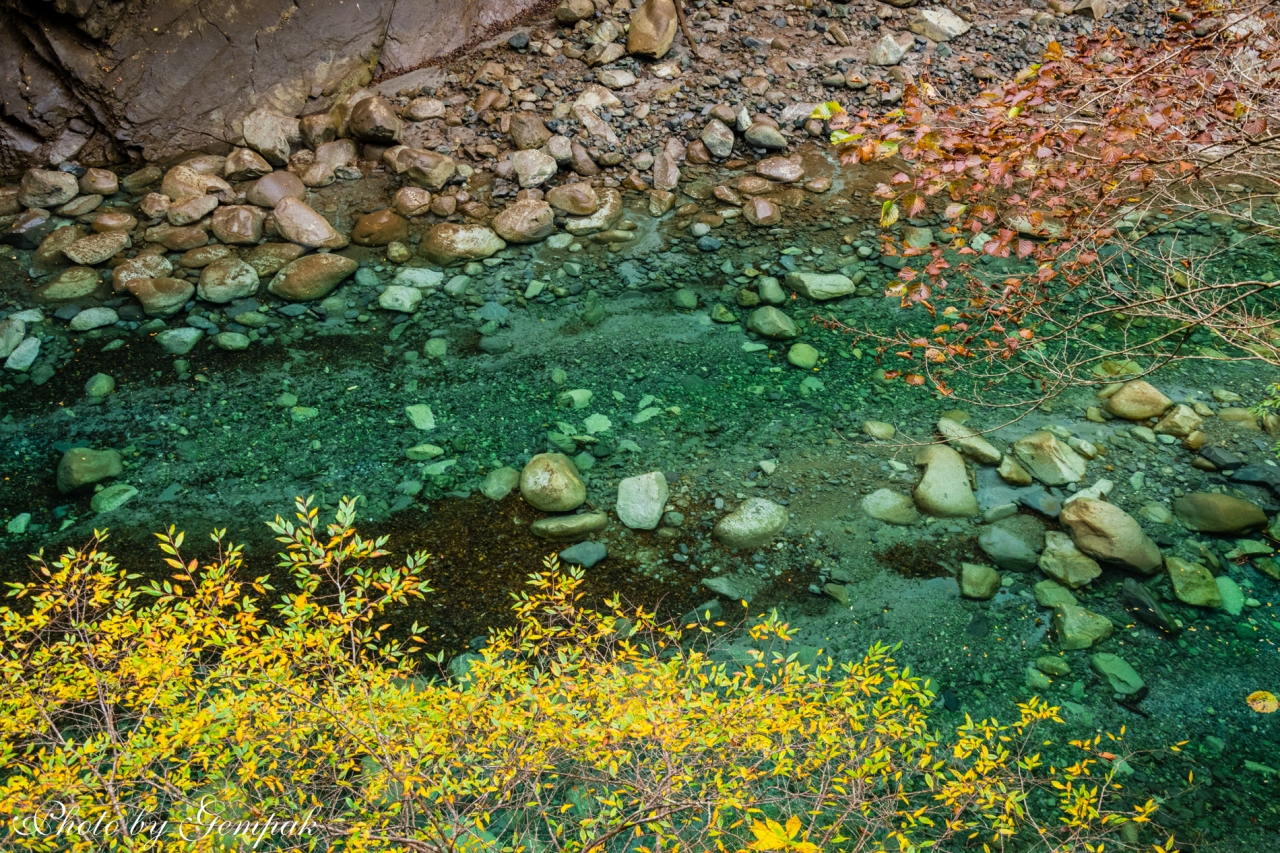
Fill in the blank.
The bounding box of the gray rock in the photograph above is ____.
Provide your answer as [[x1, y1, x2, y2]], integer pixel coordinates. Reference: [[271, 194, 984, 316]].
[[480, 467, 520, 501], [978, 515, 1044, 571], [4, 337, 41, 371], [1038, 531, 1102, 588], [913, 445, 978, 518], [616, 471, 668, 530], [1090, 653, 1146, 698], [69, 307, 118, 331], [784, 271, 855, 300], [57, 447, 122, 493], [714, 498, 788, 549], [961, 562, 1001, 599], [861, 488, 919, 525], [531, 512, 608, 540], [520, 453, 586, 512], [1053, 603, 1114, 650], [745, 306, 798, 339], [703, 572, 767, 602], [559, 540, 607, 568], [155, 328, 204, 355], [868, 33, 908, 66]]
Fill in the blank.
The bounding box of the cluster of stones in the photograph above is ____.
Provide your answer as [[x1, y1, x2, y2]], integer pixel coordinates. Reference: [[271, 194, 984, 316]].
[[851, 378, 1276, 700]]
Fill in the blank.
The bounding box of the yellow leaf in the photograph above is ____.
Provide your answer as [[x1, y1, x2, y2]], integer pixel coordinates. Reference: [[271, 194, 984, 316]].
[[1247, 691, 1278, 713]]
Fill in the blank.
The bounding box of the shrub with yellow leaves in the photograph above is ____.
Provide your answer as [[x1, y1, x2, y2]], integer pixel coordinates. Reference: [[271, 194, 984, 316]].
[[0, 497, 1172, 852]]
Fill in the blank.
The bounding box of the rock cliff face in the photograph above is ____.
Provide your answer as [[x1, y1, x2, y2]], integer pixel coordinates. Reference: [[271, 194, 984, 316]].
[[0, 0, 544, 175]]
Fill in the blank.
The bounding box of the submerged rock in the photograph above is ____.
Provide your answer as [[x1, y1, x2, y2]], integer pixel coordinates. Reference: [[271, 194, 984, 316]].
[[1059, 499, 1162, 574], [714, 498, 788, 549], [1173, 493, 1267, 533]]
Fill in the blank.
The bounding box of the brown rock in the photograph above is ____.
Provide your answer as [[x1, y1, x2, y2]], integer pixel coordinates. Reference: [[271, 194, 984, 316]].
[[64, 231, 130, 265], [33, 225, 86, 270], [57, 448, 122, 494], [421, 223, 506, 264], [509, 113, 552, 150], [493, 200, 556, 243], [401, 149, 457, 190], [178, 245, 236, 269], [1173, 493, 1267, 534], [743, 197, 781, 226], [351, 209, 410, 246], [56, 194, 103, 217], [127, 277, 195, 317], [79, 168, 119, 196], [1104, 380, 1172, 420], [198, 258, 260, 303], [431, 195, 458, 217], [520, 453, 587, 512], [138, 193, 171, 219], [161, 227, 209, 252], [628, 0, 679, 58], [300, 113, 337, 149], [570, 142, 601, 177], [555, 0, 595, 24], [224, 148, 273, 181], [91, 211, 137, 233], [314, 139, 358, 168], [272, 197, 348, 249], [245, 243, 306, 277], [246, 171, 306, 208], [211, 205, 267, 245], [755, 157, 805, 182], [299, 162, 336, 188], [393, 187, 433, 217], [268, 254, 358, 301], [242, 109, 293, 165], [1059, 499, 1162, 575], [546, 183, 600, 215], [19, 169, 79, 209], [167, 194, 219, 226], [348, 95, 403, 143], [161, 165, 231, 202], [113, 254, 173, 292]]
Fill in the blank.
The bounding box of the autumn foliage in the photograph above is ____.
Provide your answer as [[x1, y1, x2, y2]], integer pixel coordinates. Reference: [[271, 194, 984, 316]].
[[0, 498, 1171, 851], [820, 0, 1280, 408]]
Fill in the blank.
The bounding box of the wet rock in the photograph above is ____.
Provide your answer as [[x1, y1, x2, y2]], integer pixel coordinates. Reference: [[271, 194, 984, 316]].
[[938, 417, 1002, 465], [0, 318, 24, 360], [509, 113, 552, 150], [351, 209, 410, 246], [913, 445, 978, 518], [161, 165, 231, 202], [57, 447, 123, 493], [961, 562, 1001, 600], [83, 372, 115, 397], [127, 277, 195, 317], [64, 231, 130, 265], [214, 332, 250, 351], [348, 95, 402, 143], [167, 193, 218, 226], [979, 515, 1045, 571], [19, 169, 79, 209], [787, 342, 819, 368], [910, 8, 972, 42], [91, 211, 137, 233], [616, 472, 668, 530], [1172, 493, 1267, 533], [783, 272, 855, 302], [480, 466, 521, 501], [493, 199, 556, 243], [714, 498, 788, 549], [211, 205, 266, 245], [652, 152, 680, 191], [703, 573, 767, 602], [314, 139, 358, 169], [628, 0, 678, 58], [268, 254, 358, 301], [247, 171, 306, 207], [393, 187, 433, 217], [400, 149, 457, 189], [79, 168, 119, 195], [1166, 556, 1222, 607], [861, 488, 919, 525], [242, 109, 293, 165], [742, 197, 781, 226], [1012, 430, 1086, 485], [547, 183, 599, 215], [520, 453, 586, 512], [744, 122, 787, 150], [756, 157, 805, 182], [1038, 531, 1102, 588], [512, 149, 558, 188], [272, 197, 348, 249], [1216, 576, 1244, 616], [224, 148, 273, 181], [1059, 499, 1162, 574], [1053, 603, 1113, 650], [198, 258, 260, 303], [559, 540, 607, 568], [1090, 653, 1146, 698], [1105, 380, 1172, 420], [565, 188, 623, 235], [1122, 577, 1178, 634], [746, 306, 798, 339], [863, 420, 895, 440], [422, 223, 506, 264]]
